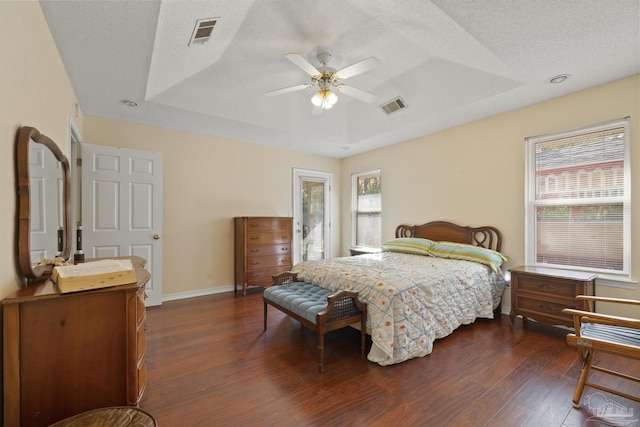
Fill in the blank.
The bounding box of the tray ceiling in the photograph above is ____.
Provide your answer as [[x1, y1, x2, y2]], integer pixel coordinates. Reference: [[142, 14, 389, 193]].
[[40, 0, 639, 158]]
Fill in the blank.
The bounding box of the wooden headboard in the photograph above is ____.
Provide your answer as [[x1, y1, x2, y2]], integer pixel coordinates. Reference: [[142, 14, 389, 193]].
[[395, 221, 502, 252]]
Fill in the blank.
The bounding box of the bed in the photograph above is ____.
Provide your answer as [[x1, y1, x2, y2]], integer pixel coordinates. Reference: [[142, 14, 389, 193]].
[[291, 221, 507, 366]]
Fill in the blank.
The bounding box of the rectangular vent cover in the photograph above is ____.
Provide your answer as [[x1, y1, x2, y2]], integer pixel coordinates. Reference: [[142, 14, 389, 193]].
[[189, 18, 219, 46], [381, 97, 407, 115]]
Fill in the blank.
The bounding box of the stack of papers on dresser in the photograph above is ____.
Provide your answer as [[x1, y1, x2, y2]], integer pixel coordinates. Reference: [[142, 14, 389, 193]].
[[52, 259, 136, 293]]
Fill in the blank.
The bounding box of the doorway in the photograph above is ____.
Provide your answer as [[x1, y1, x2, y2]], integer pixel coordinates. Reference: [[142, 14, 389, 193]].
[[293, 169, 332, 265], [73, 139, 164, 306]]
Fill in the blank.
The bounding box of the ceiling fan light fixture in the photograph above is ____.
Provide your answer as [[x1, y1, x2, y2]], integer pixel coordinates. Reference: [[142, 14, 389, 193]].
[[311, 88, 338, 109]]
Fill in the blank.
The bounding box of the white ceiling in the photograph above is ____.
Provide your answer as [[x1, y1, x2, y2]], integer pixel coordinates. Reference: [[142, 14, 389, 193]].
[[40, 0, 640, 158]]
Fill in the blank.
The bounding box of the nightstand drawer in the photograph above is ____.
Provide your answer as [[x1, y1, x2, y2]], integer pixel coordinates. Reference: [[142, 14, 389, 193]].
[[515, 276, 577, 298], [518, 295, 576, 318]]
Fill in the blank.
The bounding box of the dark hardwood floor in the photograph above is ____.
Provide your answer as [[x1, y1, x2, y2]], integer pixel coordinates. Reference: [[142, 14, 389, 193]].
[[141, 288, 639, 427]]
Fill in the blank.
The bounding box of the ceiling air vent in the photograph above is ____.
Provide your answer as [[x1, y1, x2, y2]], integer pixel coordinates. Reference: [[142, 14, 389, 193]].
[[189, 18, 219, 46], [380, 97, 407, 115]]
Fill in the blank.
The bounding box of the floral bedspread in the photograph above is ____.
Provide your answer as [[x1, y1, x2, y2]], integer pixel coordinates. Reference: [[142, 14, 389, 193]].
[[291, 252, 506, 365]]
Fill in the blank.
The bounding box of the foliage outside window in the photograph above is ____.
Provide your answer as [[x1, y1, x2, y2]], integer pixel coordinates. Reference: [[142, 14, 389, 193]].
[[352, 170, 381, 248], [525, 118, 630, 279]]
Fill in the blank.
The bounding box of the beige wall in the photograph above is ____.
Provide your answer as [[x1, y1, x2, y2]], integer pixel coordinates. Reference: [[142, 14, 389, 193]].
[[0, 2, 81, 299], [341, 75, 640, 315], [2, 1, 638, 315], [82, 118, 341, 297]]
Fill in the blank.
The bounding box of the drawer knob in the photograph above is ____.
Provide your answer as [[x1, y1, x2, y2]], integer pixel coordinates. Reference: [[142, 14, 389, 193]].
[[144, 323, 149, 331]]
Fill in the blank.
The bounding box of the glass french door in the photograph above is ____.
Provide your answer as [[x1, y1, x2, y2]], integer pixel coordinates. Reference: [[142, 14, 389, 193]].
[[293, 169, 332, 264]]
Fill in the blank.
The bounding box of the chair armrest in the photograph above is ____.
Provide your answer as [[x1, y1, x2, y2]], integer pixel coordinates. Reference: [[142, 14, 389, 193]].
[[563, 308, 640, 331], [271, 271, 298, 286], [575, 295, 640, 306]]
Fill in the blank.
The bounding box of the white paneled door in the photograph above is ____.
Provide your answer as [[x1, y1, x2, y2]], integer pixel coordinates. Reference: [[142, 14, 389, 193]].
[[81, 144, 163, 306], [29, 139, 65, 263]]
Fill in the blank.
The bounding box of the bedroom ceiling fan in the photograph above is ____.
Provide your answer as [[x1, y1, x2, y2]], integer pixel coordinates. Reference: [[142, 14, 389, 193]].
[[265, 51, 380, 114]]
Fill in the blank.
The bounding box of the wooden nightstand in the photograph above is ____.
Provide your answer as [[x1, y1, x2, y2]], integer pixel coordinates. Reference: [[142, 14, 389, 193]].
[[509, 266, 597, 329]]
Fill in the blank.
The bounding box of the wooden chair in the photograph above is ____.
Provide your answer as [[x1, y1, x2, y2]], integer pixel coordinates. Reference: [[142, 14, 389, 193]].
[[563, 296, 640, 408]]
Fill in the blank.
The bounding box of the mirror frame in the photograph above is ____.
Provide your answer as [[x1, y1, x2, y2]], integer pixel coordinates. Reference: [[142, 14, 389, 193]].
[[16, 126, 72, 281]]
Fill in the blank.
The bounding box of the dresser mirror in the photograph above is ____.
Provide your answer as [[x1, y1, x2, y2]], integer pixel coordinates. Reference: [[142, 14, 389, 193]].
[[16, 126, 71, 281]]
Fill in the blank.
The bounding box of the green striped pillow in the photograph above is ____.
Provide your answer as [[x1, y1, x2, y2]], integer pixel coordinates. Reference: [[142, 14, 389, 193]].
[[429, 241, 508, 272], [382, 238, 434, 256]]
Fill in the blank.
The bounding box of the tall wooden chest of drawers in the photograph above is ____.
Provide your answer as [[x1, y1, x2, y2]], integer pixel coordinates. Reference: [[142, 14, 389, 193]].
[[509, 265, 597, 328], [234, 217, 293, 295], [2, 256, 150, 427]]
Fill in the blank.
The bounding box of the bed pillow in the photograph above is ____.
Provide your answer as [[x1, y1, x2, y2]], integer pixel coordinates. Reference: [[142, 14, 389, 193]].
[[381, 238, 434, 256], [429, 241, 508, 272]]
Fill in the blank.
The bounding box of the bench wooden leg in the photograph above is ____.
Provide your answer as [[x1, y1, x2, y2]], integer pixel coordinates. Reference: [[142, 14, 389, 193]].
[[263, 301, 268, 331], [317, 331, 325, 373]]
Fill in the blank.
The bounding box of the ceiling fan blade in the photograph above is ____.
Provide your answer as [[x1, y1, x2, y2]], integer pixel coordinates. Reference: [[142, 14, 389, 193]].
[[336, 85, 377, 104], [265, 84, 309, 97], [336, 57, 380, 80], [285, 53, 320, 76]]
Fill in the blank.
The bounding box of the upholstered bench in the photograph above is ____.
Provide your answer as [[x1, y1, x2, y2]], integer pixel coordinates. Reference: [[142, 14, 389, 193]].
[[264, 271, 367, 372]]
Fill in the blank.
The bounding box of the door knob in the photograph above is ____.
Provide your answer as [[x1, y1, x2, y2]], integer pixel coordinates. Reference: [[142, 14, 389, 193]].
[[153, 234, 160, 240]]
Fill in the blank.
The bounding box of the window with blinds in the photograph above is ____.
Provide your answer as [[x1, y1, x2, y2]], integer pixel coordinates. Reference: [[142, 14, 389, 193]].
[[352, 170, 382, 248], [525, 118, 630, 277]]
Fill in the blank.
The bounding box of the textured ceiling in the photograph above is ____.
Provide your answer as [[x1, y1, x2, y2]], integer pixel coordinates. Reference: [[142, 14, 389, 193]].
[[40, 0, 639, 158]]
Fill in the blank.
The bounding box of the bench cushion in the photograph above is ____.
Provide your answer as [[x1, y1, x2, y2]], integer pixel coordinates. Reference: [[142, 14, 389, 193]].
[[264, 282, 333, 324]]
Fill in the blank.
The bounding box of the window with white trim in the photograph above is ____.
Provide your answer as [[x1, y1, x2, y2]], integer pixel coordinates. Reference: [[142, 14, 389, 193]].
[[525, 117, 630, 280], [352, 170, 381, 249]]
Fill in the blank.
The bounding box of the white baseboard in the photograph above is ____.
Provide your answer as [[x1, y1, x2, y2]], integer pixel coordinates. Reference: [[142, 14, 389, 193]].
[[162, 284, 235, 302]]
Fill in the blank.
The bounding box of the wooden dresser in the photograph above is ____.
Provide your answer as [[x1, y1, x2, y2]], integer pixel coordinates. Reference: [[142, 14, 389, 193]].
[[509, 265, 597, 329], [2, 256, 150, 427], [234, 217, 292, 295]]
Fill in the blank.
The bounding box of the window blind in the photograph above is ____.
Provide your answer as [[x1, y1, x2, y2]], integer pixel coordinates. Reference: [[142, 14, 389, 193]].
[[353, 170, 381, 248]]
